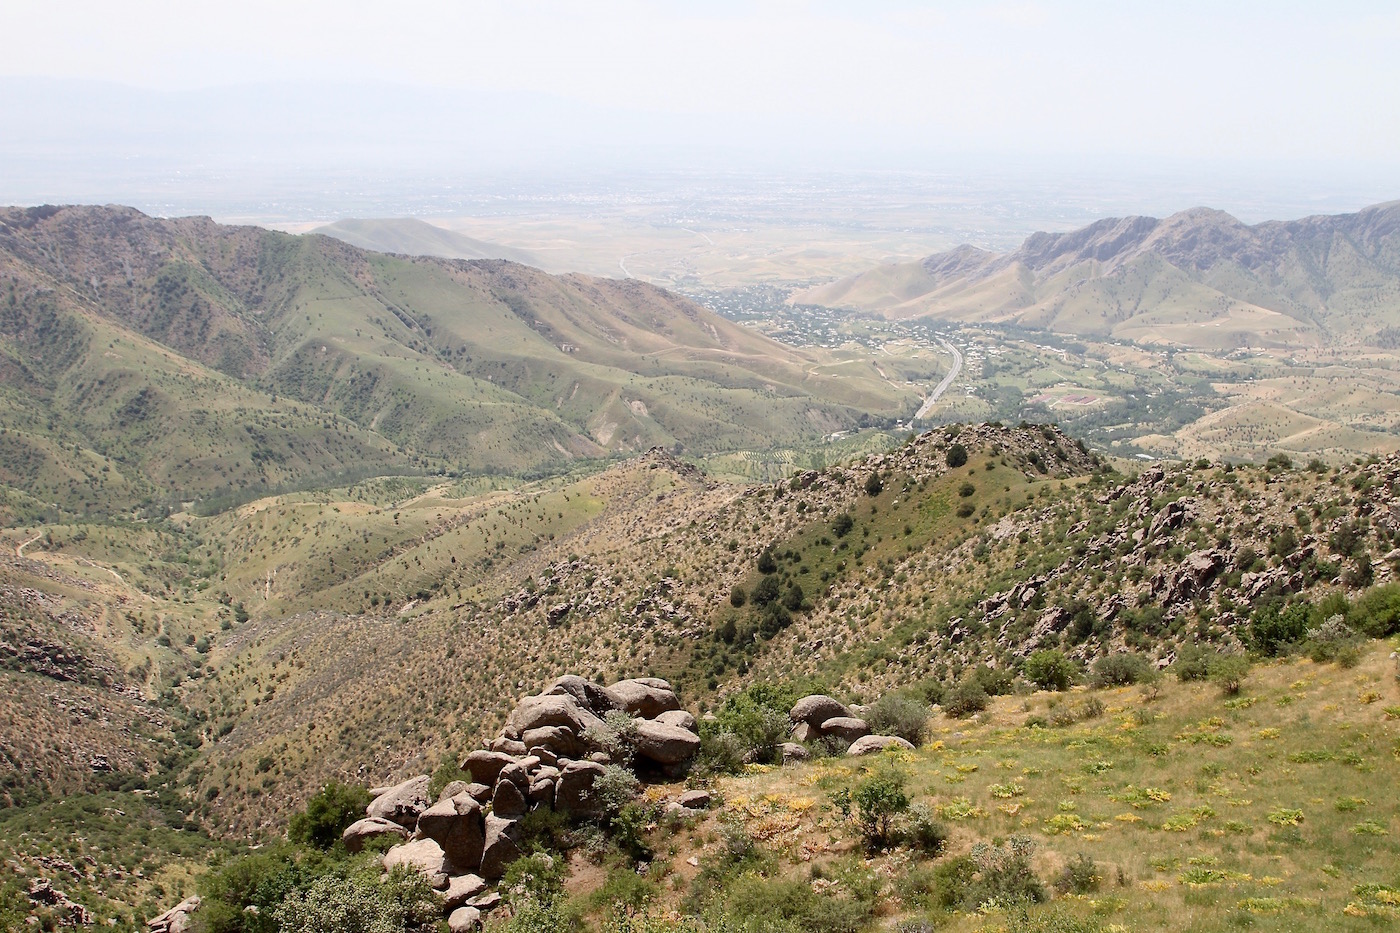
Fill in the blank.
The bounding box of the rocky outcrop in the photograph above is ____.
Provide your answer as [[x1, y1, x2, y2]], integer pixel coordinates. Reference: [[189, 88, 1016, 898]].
[[789, 695, 851, 727], [367, 775, 432, 828]]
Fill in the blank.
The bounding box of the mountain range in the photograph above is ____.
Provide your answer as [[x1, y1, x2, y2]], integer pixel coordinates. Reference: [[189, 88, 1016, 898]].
[[799, 200, 1400, 350]]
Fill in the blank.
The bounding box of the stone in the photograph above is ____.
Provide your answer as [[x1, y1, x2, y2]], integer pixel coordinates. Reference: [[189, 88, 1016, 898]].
[[503, 694, 604, 739], [554, 760, 606, 815], [465, 783, 493, 803], [441, 874, 487, 910], [818, 716, 870, 742], [846, 734, 916, 756], [479, 815, 522, 880], [437, 780, 471, 802], [415, 794, 485, 872], [789, 695, 850, 727], [497, 762, 529, 790], [632, 718, 701, 766], [677, 789, 711, 810], [492, 777, 527, 817], [366, 775, 432, 829], [544, 674, 617, 715], [780, 742, 810, 764], [341, 817, 409, 853], [605, 679, 681, 718], [491, 736, 527, 756], [462, 751, 516, 787], [383, 838, 449, 888], [789, 721, 817, 743], [447, 906, 482, 932], [533, 747, 559, 767], [522, 725, 586, 757], [655, 709, 699, 733], [468, 892, 502, 912]]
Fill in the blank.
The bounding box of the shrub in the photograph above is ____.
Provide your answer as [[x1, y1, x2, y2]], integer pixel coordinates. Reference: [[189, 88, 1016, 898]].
[[864, 473, 884, 496], [946, 444, 968, 468], [782, 582, 805, 612], [1090, 652, 1155, 688], [1306, 614, 1360, 662], [1208, 655, 1250, 695], [583, 711, 641, 768], [701, 682, 802, 765], [1054, 853, 1100, 895], [751, 575, 780, 606], [1247, 600, 1313, 656], [943, 679, 989, 718], [288, 782, 371, 850], [958, 481, 976, 498], [851, 769, 909, 851], [273, 868, 438, 933], [867, 691, 931, 745], [756, 549, 778, 574], [832, 513, 855, 538], [695, 732, 746, 776], [1024, 649, 1076, 691], [720, 874, 873, 933], [1172, 643, 1213, 681], [1348, 583, 1400, 637], [956, 502, 975, 518], [426, 754, 469, 802], [500, 852, 577, 933], [587, 765, 641, 823], [728, 585, 746, 608], [900, 802, 949, 856], [933, 836, 1046, 910]]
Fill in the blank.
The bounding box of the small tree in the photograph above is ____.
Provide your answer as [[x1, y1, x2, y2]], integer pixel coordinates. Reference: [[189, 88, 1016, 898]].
[[852, 770, 909, 851], [288, 782, 371, 849], [864, 473, 884, 496], [729, 585, 747, 608], [1208, 655, 1250, 695], [946, 444, 968, 468], [1024, 649, 1076, 691]]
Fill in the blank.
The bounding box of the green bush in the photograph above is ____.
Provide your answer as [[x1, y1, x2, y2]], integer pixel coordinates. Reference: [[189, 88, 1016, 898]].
[[865, 473, 884, 496], [1247, 600, 1314, 656], [729, 585, 747, 608], [1090, 652, 1156, 688], [1172, 643, 1213, 681], [943, 679, 989, 718], [719, 874, 873, 933], [288, 782, 371, 850], [900, 802, 949, 856], [867, 691, 931, 745], [273, 867, 438, 933], [426, 754, 468, 801], [1348, 584, 1400, 637], [833, 513, 855, 538], [946, 444, 968, 468], [851, 769, 910, 851], [1053, 853, 1100, 895], [1208, 655, 1250, 695], [700, 683, 804, 766], [1024, 649, 1076, 691]]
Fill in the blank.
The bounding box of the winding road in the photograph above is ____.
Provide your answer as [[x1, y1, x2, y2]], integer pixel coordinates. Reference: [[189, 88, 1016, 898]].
[[914, 338, 964, 420]]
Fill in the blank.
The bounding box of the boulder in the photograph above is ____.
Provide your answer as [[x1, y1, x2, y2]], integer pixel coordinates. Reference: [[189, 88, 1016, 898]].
[[366, 775, 432, 829], [818, 716, 870, 742], [632, 718, 701, 766], [415, 794, 485, 871], [383, 838, 450, 888], [780, 742, 810, 764], [492, 777, 527, 817], [341, 817, 409, 853], [846, 734, 916, 756], [468, 892, 502, 912], [490, 736, 527, 756], [465, 783, 493, 803], [605, 679, 681, 719], [503, 694, 604, 739], [479, 815, 522, 880], [544, 675, 617, 715], [554, 760, 606, 815], [655, 709, 699, 733], [497, 762, 529, 791], [789, 695, 850, 727], [522, 725, 586, 758], [447, 906, 482, 933], [437, 780, 472, 802], [677, 789, 711, 810], [789, 721, 818, 743], [462, 751, 515, 787], [528, 776, 556, 809], [441, 874, 488, 910]]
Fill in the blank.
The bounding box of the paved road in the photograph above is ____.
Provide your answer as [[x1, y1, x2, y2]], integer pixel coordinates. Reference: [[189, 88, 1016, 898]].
[[915, 338, 963, 420]]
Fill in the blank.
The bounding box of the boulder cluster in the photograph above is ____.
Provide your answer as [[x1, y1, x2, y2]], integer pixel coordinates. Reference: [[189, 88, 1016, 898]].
[[784, 694, 914, 761], [341, 675, 702, 931]]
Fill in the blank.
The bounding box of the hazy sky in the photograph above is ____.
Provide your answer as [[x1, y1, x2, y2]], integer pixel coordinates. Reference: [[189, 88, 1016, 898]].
[[5, 0, 1399, 166]]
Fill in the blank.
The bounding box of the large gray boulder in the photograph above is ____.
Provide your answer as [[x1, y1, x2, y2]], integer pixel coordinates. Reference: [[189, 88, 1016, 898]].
[[818, 716, 871, 743], [491, 777, 527, 818], [605, 679, 681, 719], [462, 751, 515, 787], [632, 718, 701, 766], [366, 775, 432, 829], [655, 709, 699, 733], [341, 816, 409, 853], [544, 675, 617, 715], [447, 906, 482, 932], [790, 695, 850, 727], [415, 793, 485, 871], [846, 734, 916, 756], [478, 815, 522, 880], [554, 760, 606, 815], [522, 725, 586, 758], [503, 694, 604, 739], [383, 837, 450, 888]]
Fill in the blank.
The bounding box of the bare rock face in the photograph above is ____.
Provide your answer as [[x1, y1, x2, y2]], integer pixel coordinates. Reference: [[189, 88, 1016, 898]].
[[383, 837, 450, 888], [366, 775, 432, 828], [544, 674, 617, 715], [818, 716, 870, 743], [341, 816, 410, 853], [415, 793, 485, 872], [491, 777, 527, 818], [522, 724, 587, 758], [789, 695, 850, 727], [605, 679, 681, 718], [437, 780, 472, 803], [554, 760, 606, 815], [847, 734, 915, 756], [790, 721, 818, 743], [478, 815, 523, 879], [632, 718, 702, 766], [462, 751, 515, 787], [654, 709, 699, 733]]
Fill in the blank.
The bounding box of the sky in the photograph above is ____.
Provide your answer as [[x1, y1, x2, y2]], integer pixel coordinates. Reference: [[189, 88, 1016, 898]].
[[1, 1, 1397, 216]]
